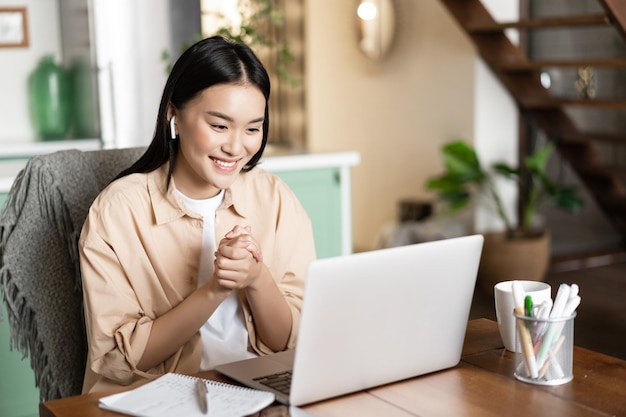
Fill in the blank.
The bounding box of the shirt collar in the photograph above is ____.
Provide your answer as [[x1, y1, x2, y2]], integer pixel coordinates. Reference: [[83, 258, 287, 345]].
[[223, 172, 249, 219], [148, 163, 250, 224]]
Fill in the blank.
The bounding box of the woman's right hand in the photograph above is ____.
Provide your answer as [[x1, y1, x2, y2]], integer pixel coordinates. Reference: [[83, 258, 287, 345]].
[[213, 225, 264, 290]]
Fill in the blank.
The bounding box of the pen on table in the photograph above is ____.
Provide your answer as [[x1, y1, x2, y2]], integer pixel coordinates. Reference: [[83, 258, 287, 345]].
[[531, 298, 552, 346], [512, 281, 539, 378], [568, 283, 579, 300], [536, 283, 571, 368], [196, 380, 209, 415], [539, 334, 566, 380], [551, 283, 571, 319]]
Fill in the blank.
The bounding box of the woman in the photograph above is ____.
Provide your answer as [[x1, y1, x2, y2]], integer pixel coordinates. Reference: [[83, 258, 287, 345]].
[[79, 36, 316, 393]]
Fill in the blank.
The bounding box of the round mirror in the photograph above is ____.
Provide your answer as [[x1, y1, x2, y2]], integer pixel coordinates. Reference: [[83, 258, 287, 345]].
[[356, 0, 396, 60]]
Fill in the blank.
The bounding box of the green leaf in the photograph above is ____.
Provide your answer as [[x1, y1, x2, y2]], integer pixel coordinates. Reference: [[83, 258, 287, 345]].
[[271, 10, 284, 26], [440, 141, 484, 182], [551, 187, 584, 212], [492, 162, 520, 178], [440, 190, 472, 211], [426, 175, 467, 193], [241, 25, 254, 37], [525, 142, 553, 174]]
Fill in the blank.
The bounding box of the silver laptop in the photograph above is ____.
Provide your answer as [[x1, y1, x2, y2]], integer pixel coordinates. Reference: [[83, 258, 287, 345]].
[[216, 234, 484, 406]]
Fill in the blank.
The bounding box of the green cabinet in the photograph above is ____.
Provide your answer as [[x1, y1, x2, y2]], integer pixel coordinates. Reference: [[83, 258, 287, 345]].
[[1, 180, 39, 417], [267, 152, 359, 259], [276, 168, 343, 259], [0, 302, 39, 417], [1, 156, 25, 402]]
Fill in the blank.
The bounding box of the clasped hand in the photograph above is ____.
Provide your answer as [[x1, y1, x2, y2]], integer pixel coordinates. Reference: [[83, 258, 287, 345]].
[[213, 225, 264, 290]]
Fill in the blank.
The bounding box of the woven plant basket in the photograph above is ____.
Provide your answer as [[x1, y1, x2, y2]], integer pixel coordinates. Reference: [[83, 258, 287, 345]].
[[478, 231, 551, 295]]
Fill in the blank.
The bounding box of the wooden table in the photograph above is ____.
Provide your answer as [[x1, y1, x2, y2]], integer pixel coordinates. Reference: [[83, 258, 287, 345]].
[[40, 319, 626, 417]]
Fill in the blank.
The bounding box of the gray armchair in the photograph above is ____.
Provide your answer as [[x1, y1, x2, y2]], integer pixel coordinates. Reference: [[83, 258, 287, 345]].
[[0, 147, 144, 401]]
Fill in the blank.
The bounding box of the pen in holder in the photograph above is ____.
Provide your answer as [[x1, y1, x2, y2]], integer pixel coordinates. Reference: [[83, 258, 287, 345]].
[[514, 312, 576, 386]]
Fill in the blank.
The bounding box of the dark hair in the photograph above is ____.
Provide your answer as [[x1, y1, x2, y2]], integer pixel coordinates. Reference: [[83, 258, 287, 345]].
[[115, 35, 271, 186]]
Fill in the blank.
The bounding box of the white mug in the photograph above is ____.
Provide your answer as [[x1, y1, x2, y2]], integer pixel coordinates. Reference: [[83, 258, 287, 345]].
[[494, 280, 551, 352]]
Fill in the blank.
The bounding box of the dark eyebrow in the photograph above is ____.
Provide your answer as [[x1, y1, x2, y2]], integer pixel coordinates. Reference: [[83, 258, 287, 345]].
[[207, 111, 264, 124]]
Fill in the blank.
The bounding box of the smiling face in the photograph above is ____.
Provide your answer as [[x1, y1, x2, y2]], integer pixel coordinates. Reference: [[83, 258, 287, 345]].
[[171, 83, 266, 199]]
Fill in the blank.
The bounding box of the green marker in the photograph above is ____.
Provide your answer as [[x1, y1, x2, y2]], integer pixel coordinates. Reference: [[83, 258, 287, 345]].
[[524, 295, 534, 331], [524, 295, 533, 317]]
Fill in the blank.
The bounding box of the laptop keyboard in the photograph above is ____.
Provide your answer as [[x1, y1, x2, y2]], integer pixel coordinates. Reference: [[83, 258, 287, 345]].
[[253, 371, 292, 395]]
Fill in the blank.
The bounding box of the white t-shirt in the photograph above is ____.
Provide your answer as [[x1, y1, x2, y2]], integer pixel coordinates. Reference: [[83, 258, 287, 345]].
[[176, 190, 257, 370]]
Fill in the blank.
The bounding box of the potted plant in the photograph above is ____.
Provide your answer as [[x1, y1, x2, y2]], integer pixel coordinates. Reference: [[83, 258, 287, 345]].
[[426, 140, 583, 291], [162, 0, 295, 84]]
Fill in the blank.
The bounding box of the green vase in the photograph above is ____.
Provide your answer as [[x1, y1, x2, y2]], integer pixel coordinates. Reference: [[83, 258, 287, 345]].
[[28, 55, 72, 141]]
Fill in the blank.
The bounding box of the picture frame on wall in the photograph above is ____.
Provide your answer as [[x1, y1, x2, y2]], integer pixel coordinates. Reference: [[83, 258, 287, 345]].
[[0, 7, 29, 48]]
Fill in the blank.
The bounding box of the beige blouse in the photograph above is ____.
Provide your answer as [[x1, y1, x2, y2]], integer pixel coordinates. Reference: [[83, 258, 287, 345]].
[[79, 164, 316, 393]]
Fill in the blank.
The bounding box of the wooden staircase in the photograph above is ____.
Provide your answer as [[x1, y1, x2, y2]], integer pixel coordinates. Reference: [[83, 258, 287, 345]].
[[440, 0, 626, 240]]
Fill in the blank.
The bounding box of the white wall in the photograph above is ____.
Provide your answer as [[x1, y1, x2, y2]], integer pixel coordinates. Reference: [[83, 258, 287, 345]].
[[0, 0, 62, 144], [474, 0, 519, 233], [93, 0, 170, 148]]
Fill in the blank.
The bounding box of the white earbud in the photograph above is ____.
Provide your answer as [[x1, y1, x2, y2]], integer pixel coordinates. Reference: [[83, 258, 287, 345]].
[[169, 116, 177, 140]]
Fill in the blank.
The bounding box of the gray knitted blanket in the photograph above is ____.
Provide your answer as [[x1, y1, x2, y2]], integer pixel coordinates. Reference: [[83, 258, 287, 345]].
[[0, 147, 143, 401]]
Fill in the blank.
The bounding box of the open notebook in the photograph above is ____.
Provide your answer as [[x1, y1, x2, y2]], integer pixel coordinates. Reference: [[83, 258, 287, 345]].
[[216, 235, 484, 405], [98, 373, 274, 417]]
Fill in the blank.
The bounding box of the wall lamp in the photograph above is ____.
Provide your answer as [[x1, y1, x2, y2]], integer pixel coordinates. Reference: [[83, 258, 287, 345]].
[[356, 0, 396, 60]]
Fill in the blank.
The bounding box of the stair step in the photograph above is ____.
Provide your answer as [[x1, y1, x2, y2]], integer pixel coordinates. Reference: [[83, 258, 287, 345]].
[[558, 131, 626, 145], [467, 14, 610, 32], [497, 58, 626, 71], [600, 0, 626, 38], [520, 97, 626, 109], [578, 163, 626, 177], [550, 246, 626, 273], [598, 194, 626, 208]]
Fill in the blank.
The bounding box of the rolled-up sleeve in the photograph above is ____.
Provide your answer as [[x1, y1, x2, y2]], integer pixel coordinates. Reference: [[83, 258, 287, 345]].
[[269, 186, 316, 351], [80, 230, 157, 385]]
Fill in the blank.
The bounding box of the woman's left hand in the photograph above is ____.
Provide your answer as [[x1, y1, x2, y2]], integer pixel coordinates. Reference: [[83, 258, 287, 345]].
[[214, 225, 265, 289]]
